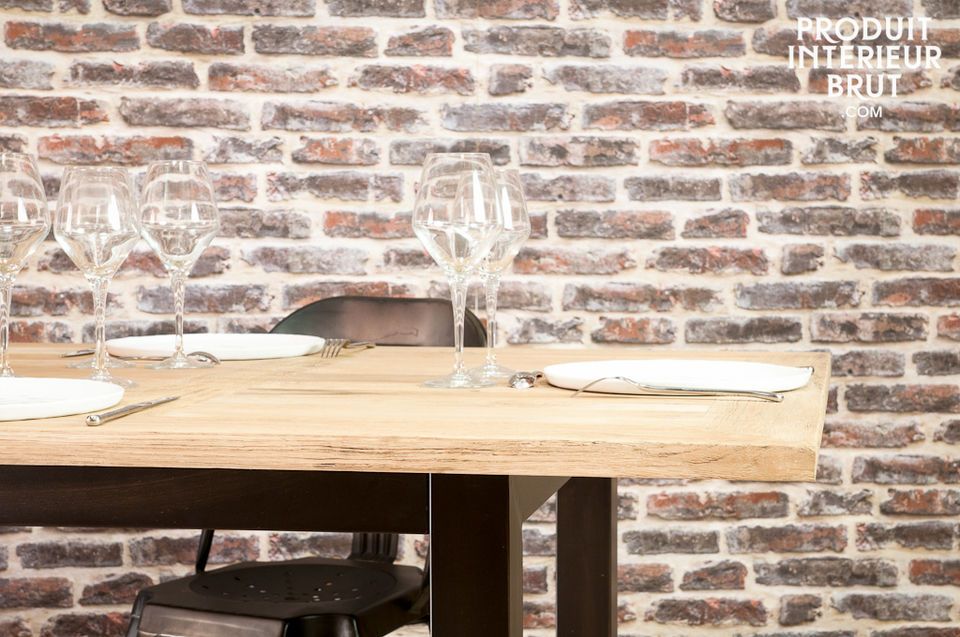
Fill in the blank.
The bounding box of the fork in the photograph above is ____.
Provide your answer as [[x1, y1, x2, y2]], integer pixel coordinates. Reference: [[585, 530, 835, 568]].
[[317, 339, 374, 358]]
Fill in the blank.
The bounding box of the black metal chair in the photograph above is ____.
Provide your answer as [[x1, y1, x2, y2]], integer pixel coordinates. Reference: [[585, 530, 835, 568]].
[[126, 296, 486, 637]]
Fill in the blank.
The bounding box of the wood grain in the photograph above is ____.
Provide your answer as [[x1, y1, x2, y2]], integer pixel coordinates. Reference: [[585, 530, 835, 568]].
[[0, 344, 830, 480]]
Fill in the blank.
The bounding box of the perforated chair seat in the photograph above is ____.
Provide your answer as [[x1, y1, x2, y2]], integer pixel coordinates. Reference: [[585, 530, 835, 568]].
[[131, 558, 425, 637]]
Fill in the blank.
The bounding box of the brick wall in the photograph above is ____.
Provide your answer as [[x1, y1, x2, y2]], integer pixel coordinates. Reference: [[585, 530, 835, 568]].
[[1, 0, 960, 634]]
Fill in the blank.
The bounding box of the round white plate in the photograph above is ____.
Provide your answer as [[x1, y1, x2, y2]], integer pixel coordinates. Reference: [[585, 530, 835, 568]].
[[543, 359, 813, 395], [0, 377, 124, 422], [106, 333, 326, 361]]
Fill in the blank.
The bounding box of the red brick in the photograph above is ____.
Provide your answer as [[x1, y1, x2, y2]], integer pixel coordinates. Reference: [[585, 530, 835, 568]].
[[832, 593, 952, 622], [253, 25, 376, 57], [0, 578, 72, 609], [263, 101, 426, 133], [292, 137, 379, 165], [645, 598, 766, 626], [648, 247, 768, 275], [385, 26, 453, 57], [242, 246, 367, 274], [915, 209, 960, 235], [811, 312, 928, 343], [268, 532, 351, 560], [781, 243, 823, 275], [211, 171, 256, 203], [437, 0, 558, 18], [680, 561, 747, 590], [283, 281, 411, 309], [584, 100, 713, 130], [563, 283, 719, 312], [146, 22, 243, 54], [915, 350, 960, 376], [625, 29, 745, 58], [209, 63, 335, 93], [886, 137, 960, 164], [523, 566, 548, 594], [758, 206, 900, 236], [801, 137, 878, 164], [756, 557, 897, 587], [624, 529, 719, 554], [725, 101, 845, 131], [38, 135, 192, 165], [0, 96, 106, 127], [680, 65, 799, 92], [797, 489, 873, 516], [40, 612, 127, 637], [5, 21, 138, 51], [556, 210, 673, 238], [650, 138, 791, 166], [881, 489, 960, 515], [714, 0, 775, 21], [130, 534, 258, 566], [648, 491, 788, 520], [910, 559, 960, 586], [862, 170, 960, 200], [17, 542, 121, 569], [521, 136, 637, 167], [0, 134, 28, 153], [522, 602, 555, 629], [389, 139, 511, 165], [853, 455, 960, 484], [823, 422, 924, 448], [726, 524, 847, 553], [184, 0, 313, 13], [682, 209, 748, 238], [626, 176, 721, 201], [0, 618, 30, 637], [935, 419, 960, 444], [874, 278, 960, 307], [464, 26, 609, 57], [831, 350, 904, 377], [79, 573, 153, 606], [730, 172, 850, 202], [779, 594, 822, 626], [267, 171, 402, 202], [857, 521, 957, 550], [618, 563, 673, 593], [120, 97, 248, 130], [205, 137, 282, 164], [103, 0, 169, 15], [349, 65, 474, 95], [521, 174, 615, 201], [0, 59, 54, 89], [68, 59, 198, 88], [591, 317, 676, 344], [507, 318, 583, 344], [324, 211, 412, 239], [686, 317, 803, 344], [571, 0, 701, 19], [327, 0, 422, 16], [489, 64, 533, 95], [137, 284, 271, 314], [858, 102, 960, 133], [810, 68, 931, 96], [736, 281, 861, 310], [544, 64, 665, 94], [514, 247, 634, 275], [441, 103, 570, 132], [847, 384, 960, 413], [522, 529, 555, 556]]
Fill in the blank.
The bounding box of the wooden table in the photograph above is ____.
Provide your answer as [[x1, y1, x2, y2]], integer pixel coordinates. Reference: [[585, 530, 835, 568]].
[[0, 344, 830, 637]]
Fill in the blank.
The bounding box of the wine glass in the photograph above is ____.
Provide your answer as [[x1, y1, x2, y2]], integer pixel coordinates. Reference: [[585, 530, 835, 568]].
[[140, 160, 219, 369], [469, 170, 531, 381], [0, 153, 49, 377], [413, 153, 502, 388], [55, 167, 140, 387]]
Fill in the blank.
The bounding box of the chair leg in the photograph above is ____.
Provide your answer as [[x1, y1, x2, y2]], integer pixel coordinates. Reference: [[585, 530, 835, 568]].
[[195, 529, 215, 574]]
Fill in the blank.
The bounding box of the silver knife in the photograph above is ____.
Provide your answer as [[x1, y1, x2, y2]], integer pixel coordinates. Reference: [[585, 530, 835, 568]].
[[85, 396, 180, 427]]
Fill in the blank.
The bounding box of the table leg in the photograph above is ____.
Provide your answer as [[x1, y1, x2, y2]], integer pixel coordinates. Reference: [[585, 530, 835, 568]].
[[557, 477, 617, 637], [429, 474, 523, 637]]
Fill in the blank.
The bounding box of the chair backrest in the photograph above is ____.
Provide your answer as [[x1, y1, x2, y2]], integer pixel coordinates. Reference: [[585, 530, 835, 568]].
[[270, 296, 486, 348]]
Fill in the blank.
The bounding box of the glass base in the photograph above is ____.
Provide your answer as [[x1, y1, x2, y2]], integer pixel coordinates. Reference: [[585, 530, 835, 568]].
[[0, 366, 14, 378], [69, 354, 135, 369], [469, 362, 516, 381], [422, 371, 496, 389], [91, 371, 136, 388], [150, 353, 216, 370]]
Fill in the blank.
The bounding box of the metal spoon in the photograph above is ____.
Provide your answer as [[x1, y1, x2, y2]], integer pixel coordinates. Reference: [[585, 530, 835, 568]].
[[508, 370, 543, 389]]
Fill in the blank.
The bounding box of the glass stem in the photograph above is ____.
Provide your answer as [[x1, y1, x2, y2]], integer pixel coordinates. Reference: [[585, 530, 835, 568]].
[[0, 276, 13, 376], [449, 274, 467, 377], [91, 277, 109, 375], [171, 270, 187, 360], [484, 273, 500, 366]]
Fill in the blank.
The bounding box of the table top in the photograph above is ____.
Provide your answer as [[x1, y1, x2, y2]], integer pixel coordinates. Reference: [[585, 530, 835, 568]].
[[0, 344, 829, 481]]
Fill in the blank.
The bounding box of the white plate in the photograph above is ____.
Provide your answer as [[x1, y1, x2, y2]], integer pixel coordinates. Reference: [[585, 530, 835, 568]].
[[543, 359, 813, 395], [0, 377, 124, 421], [107, 334, 326, 361]]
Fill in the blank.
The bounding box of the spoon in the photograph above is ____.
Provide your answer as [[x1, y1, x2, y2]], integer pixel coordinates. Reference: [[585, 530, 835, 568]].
[[508, 370, 543, 390]]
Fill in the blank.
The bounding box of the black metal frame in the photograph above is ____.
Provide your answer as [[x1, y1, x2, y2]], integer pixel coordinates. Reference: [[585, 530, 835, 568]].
[[0, 466, 616, 637]]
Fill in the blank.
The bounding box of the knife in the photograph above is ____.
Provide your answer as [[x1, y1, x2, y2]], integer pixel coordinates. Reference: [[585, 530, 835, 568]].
[[85, 396, 180, 427]]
